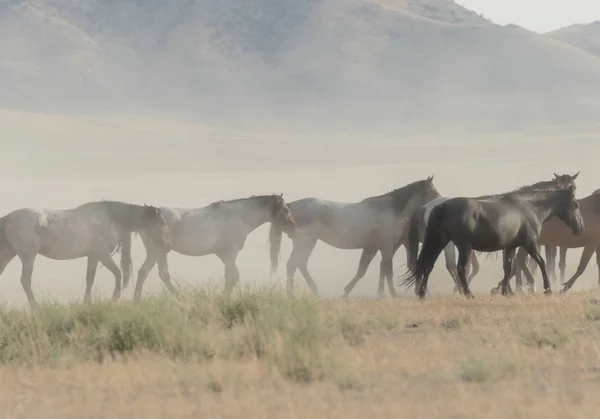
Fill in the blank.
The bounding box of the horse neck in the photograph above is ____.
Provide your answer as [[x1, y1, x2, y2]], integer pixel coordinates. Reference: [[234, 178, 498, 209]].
[[528, 192, 569, 224], [102, 201, 145, 231], [404, 191, 434, 215], [227, 198, 273, 232]]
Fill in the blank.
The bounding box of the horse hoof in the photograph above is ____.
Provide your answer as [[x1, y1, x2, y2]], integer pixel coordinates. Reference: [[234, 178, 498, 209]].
[[544, 290, 552, 296]]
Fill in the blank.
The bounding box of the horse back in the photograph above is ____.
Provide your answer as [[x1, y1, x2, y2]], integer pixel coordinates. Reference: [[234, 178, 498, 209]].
[[288, 198, 344, 227]]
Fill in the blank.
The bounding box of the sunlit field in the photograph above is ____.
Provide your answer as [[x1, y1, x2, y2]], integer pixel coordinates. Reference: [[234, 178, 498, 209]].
[[1, 284, 600, 418]]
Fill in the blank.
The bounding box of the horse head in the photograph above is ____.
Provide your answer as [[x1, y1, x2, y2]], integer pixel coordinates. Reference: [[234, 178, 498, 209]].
[[270, 194, 298, 237], [555, 186, 585, 236]]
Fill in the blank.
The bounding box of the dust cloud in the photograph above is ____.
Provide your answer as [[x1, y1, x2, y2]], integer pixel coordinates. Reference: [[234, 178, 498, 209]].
[[0, 110, 597, 308]]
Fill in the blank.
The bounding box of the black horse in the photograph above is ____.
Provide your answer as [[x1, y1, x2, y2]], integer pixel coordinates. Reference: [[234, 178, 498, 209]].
[[403, 174, 579, 295], [400, 184, 584, 299]]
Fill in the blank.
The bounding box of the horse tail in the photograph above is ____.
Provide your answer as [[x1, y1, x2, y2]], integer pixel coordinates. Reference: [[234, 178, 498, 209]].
[[119, 230, 133, 289], [269, 223, 283, 274], [406, 207, 424, 271], [400, 204, 447, 289]]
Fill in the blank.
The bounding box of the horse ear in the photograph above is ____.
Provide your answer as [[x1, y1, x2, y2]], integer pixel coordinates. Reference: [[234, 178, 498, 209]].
[[279, 193, 283, 199], [427, 175, 434, 183], [572, 171, 580, 181]]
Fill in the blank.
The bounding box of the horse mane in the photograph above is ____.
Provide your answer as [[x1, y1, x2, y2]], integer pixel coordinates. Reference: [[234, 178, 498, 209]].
[[503, 183, 573, 202], [362, 179, 434, 213], [209, 194, 279, 208], [511, 179, 559, 193]]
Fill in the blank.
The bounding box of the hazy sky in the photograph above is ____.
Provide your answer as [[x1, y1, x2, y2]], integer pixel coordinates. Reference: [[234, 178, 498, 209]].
[[455, 0, 600, 32]]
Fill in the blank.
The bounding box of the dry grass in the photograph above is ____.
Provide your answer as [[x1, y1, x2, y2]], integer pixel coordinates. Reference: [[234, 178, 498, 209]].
[[1, 286, 600, 418]]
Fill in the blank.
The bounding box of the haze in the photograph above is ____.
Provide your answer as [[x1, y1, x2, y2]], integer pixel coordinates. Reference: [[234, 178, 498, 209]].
[[0, 0, 599, 308]]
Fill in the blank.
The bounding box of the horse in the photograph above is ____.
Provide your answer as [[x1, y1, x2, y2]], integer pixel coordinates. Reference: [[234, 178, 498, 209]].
[[132, 194, 298, 299], [401, 197, 481, 294], [400, 184, 584, 300], [403, 173, 578, 295], [543, 188, 600, 286], [0, 201, 171, 309], [268, 177, 441, 299], [501, 188, 600, 294]]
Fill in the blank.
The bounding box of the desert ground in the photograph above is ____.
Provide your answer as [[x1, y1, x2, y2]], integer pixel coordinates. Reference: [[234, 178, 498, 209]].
[[0, 110, 599, 418]]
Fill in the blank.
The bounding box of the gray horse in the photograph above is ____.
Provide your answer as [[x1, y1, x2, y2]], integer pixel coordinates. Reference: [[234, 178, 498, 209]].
[[133, 194, 298, 299], [0, 201, 170, 309], [269, 177, 441, 298]]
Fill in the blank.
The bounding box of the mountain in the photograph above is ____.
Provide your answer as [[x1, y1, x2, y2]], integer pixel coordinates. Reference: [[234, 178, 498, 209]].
[[2, 0, 600, 130], [548, 21, 600, 58]]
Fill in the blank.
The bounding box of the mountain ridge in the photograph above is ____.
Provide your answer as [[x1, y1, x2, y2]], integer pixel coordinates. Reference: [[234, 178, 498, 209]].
[[2, 0, 600, 129]]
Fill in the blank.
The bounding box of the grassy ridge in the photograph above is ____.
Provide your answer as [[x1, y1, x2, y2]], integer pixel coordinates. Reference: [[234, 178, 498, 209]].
[[0, 286, 386, 388]]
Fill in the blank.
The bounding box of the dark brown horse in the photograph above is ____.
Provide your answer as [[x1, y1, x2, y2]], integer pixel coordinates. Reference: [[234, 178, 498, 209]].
[[505, 188, 600, 293]]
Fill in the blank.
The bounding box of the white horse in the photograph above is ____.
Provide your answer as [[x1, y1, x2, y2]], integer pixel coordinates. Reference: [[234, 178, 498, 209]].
[[269, 177, 441, 298], [132, 194, 298, 299], [0, 201, 171, 309]]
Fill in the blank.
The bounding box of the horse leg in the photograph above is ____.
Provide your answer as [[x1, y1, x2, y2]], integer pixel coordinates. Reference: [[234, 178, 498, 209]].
[[499, 248, 516, 297], [514, 248, 530, 294], [456, 244, 474, 299], [156, 252, 178, 295], [516, 248, 536, 294], [521, 263, 536, 294], [515, 265, 523, 294], [417, 238, 450, 300], [545, 246, 557, 286], [492, 250, 516, 296], [380, 247, 397, 298], [596, 245, 600, 286], [18, 253, 39, 310], [218, 252, 240, 296], [83, 256, 99, 303], [0, 247, 16, 282], [441, 244, 461, 294], [467, 250, 480, 285], [561, 245, 595, 293], [287, 238, 317, 298], [521, 242, 552, 294], [133, 253, 158, 301], [343, 247, 377, 298], [559, 247, 568, 284], [97, 252, 123, 300]]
